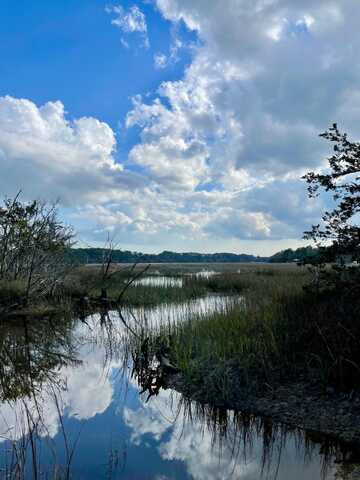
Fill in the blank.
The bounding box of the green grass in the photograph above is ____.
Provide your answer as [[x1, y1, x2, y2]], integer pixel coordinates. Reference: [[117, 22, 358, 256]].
[[63, 265, 272, 307], [0, 280, 27, 306], [57, 262, 303, 306], [141, 268, 360, 396], [0, 262, 303, 312], [63, 267, 209, 306], [120, 284, 207, 306], [1, 264, 250, 312]]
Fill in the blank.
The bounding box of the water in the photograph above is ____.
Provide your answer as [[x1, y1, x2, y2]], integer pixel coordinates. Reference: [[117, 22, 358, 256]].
[[192, 270, 218, 278], [133, 270, 219, 288], [0, 298, 355, 479], [134, 275, 183, 287]]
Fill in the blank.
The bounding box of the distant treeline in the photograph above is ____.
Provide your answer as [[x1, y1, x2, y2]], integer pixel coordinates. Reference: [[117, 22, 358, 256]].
[[68, 249, 265, 264], [268, 246, 320, 264], [67, 246, 321, 264]]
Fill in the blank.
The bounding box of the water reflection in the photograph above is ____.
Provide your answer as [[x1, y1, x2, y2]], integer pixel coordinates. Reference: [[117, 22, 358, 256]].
[[133, 270, 219, 288], [134, 276, 183, 287], [0, 299, 358, 479], [191, 270, 218, 279], [123, 294, 235, 329]]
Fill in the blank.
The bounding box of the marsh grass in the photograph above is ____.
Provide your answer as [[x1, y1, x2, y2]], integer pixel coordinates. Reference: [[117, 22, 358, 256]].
[[0, 280, 27, 306], [4, 262, 359, 394], [0, 262, 301, 312], [139, 268, 360, 394], [0, 280, 74, 318], [183, 272, 246, 293], [63, 266, 246, 307]]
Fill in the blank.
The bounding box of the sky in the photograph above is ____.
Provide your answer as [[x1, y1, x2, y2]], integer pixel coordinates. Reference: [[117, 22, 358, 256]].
[[0, 0, 359, 255]]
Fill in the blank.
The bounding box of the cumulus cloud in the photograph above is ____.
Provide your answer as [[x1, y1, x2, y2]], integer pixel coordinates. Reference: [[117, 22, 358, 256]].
[[120, 0, 360, 246], [0, 91, 327, 250], [3, 1, 360, 251], [0, 95, 148, 207]]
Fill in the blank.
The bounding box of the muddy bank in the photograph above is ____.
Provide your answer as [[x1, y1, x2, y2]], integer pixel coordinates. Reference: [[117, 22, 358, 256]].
[[165, 372, 360, 446]]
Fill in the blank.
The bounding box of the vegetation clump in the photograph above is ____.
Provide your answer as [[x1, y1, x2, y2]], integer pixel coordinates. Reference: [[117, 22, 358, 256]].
[[303, 124, 360, 297], [160, 271, 359, 396], [0, 194, 73, 313]]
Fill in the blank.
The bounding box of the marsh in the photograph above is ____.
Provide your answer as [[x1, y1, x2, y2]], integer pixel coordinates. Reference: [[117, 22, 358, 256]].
[[0, 264, 359, 479]]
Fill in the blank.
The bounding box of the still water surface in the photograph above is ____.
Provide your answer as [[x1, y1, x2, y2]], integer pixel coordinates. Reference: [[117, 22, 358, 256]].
[[0, 297, 352, 479], [134, 271, 219, 288], [134, 276, 184, 287]]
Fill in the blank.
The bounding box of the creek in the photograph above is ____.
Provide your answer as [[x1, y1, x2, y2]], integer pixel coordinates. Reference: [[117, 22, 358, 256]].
[[0, 296, 355, 479]]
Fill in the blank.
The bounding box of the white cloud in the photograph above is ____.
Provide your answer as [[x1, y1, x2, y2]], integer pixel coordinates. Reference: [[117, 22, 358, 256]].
[[0, 91, 330, 251], [154, 32, 184, 69], [154, 53, 168, 69], [0, 95, 147, 207], [3, 1, 360, 252], [124, 388, 258, 479], [118, 0, 360, 248], [0, 317, 122, 443], [107, 4, 150, 49]]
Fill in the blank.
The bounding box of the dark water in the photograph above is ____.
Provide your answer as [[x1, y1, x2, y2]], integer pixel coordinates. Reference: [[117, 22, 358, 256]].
[[0, 299, 357, 479]]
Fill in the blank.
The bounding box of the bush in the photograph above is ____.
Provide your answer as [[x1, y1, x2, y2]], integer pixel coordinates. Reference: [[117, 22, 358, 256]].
[[0, 194, 74, 305]]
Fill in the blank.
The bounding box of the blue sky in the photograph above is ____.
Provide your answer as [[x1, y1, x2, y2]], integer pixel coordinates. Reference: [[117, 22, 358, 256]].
[[0, 1, 358, 255], [0, 0, 194, 159]]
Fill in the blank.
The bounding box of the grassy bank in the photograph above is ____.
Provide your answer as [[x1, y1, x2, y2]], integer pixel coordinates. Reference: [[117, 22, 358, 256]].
[[0, 279, 74, 317], [144, 268, 360, 396]]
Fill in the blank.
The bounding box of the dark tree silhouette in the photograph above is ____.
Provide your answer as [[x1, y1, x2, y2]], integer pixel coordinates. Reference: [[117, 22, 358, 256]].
[[303, 124, 360, 293]]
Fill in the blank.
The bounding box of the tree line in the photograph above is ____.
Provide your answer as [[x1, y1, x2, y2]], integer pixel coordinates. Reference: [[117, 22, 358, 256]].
[[67, 248, 267, 264], [67, 246, 323, 264]]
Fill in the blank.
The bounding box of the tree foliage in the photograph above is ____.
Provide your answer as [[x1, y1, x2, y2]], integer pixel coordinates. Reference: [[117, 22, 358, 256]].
[[268, 246, 320, 264], [303, 124, 360, 260], [303, 124, 360, 294], [68, 248, 265, 264], [0, 193, 74, 303]]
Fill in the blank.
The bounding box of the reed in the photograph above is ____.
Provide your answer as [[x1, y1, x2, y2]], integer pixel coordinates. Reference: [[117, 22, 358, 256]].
[[142, 268, 360, 394]]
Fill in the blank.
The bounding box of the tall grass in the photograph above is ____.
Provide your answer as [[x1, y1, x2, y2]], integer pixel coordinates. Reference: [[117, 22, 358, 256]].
[[142, 268, 360, 395], [0, 262, 302, 312], [63, 267, 244, 307]]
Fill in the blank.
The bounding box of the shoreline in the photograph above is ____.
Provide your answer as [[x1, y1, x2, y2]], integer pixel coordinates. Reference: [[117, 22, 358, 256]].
[[166, 372, 360, 446]]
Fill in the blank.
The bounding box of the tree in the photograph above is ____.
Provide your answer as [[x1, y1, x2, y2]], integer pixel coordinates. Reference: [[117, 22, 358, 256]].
[[303, 124, 360, 293], [0, 194, 74, 304]]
